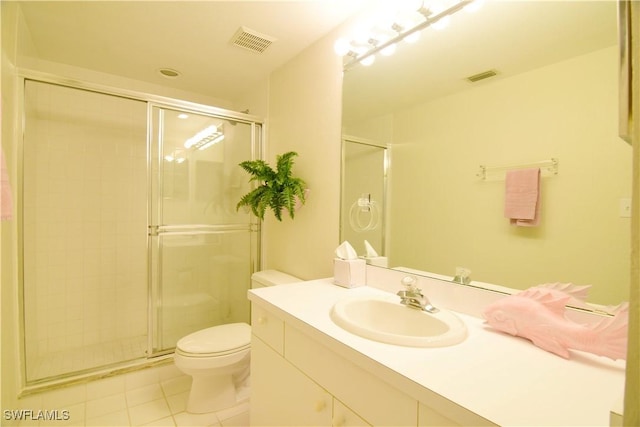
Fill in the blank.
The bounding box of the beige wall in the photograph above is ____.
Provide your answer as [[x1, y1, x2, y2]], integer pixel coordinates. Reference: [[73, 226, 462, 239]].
[[1, 1, 21, 417], [385, 46, 630, 305], [262, 32, 344, 280], [624, 2, 639, 423]]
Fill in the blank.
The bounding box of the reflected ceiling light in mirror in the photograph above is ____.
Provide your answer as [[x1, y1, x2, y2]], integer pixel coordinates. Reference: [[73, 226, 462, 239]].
[[164, 150, 186, 163], [184, 124, 225, 150], [197, 133, 225, 150], [337, 0, 479, 70]]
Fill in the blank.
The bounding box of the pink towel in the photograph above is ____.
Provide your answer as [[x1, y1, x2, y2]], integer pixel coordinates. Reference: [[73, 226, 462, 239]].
[[504, 168, 540, 227], [1, 148, 13, 221]]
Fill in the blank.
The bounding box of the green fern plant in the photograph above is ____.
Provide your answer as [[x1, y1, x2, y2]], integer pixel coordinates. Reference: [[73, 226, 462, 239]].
[[236, 151, 307, 221]]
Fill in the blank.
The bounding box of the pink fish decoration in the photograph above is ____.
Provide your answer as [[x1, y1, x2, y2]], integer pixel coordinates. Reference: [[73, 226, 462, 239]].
[[482, 286, 628, 360]]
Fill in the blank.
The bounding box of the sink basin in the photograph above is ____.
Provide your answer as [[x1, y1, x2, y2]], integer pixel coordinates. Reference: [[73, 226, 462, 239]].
[[330, 295, 467, 347]]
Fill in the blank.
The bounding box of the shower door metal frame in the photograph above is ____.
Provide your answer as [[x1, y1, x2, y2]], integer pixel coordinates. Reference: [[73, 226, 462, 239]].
[[15, 69, 264, 391]]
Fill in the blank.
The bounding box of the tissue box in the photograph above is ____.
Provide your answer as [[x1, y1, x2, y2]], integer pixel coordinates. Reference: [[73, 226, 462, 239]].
[[333, 258, 366, 288]]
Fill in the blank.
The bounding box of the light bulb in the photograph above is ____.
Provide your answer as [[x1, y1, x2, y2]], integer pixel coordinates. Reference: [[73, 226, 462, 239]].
[[398, 0, 424, 13], [380, 43, 397, 56], [404, 31, 421, 43], [423, 0, 445, 12], [396, 10, 425, 29], [334, 38, 351, 56], [352, 25, 373, 46], [360, 55, 375, 66], [431, 15, 450, 30], [371, 1, 399, 27], [464, 0, 484, 13]]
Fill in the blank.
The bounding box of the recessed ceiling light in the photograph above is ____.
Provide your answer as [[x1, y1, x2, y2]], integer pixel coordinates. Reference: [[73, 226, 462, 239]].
[[178, 113, 189, 119], [158, 68, 180, 79]]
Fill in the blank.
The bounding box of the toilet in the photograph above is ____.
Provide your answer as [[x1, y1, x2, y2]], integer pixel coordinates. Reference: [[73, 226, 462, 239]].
[[173, 270, 300, 413]]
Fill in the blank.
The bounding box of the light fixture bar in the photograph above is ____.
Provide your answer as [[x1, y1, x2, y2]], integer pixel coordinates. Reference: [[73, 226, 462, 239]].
[[196, 134, 225, 151], [343, 0, 474, 70]]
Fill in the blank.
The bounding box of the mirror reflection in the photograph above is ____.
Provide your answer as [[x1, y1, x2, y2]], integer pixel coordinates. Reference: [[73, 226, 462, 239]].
[[341, 0, 630, 307]]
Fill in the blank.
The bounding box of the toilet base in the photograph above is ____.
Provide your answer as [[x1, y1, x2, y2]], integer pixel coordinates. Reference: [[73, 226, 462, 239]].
[[186, 373, 238, 414]]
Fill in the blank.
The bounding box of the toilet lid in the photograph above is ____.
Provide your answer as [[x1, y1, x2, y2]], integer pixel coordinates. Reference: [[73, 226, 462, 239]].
[[176, 323, 251, 355]]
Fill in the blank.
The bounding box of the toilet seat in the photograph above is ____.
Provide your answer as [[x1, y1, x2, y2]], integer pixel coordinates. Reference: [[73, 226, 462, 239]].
[[176, 323, 251, 358]]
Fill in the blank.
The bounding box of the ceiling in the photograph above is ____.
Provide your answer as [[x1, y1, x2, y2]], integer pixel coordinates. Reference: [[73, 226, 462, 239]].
[[17, 0, 368, 104], [15, 0, 620, 119]]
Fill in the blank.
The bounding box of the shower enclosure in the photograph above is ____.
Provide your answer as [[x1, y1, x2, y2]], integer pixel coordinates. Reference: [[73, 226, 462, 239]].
[[20, 78, 260, 386]]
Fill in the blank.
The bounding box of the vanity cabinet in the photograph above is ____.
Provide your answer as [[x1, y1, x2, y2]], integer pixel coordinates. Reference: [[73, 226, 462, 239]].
[[250, 301, 487, 426], [251, 336, 332, 426], [250, 305, 370, 426]]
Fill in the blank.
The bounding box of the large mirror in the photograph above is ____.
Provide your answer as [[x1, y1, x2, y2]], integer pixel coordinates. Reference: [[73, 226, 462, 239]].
[[341, 0, 630, 307]]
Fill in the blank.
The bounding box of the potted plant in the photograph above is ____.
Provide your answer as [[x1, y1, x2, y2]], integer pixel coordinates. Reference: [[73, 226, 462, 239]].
[[236, 151, 307, 221]]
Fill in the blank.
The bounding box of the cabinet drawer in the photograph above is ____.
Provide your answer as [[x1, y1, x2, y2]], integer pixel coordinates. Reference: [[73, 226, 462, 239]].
[[251, 304, 284, 355]]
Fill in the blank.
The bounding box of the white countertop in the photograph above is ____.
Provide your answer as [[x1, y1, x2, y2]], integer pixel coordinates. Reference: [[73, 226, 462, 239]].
[[248, 278, 626, 427]]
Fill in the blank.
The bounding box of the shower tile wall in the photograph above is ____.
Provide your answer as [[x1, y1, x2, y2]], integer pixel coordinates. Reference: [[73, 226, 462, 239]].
[[22, 81, 148, 382]]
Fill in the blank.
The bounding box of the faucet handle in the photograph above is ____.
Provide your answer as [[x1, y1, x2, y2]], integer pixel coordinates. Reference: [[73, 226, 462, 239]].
[[401, 275, 420, 293]]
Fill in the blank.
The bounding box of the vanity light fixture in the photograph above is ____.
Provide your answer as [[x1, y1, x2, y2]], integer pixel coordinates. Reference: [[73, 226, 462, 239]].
[[336, 0, 479, 70]]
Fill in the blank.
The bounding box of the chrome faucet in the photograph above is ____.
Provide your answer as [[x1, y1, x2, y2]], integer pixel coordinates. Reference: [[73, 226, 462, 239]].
[[397, 276, 439, 314]]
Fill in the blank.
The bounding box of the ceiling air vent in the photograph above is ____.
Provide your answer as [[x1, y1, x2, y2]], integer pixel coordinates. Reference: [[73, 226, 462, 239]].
[[466, 69, 499, 83], [230, 26, 276, 54]]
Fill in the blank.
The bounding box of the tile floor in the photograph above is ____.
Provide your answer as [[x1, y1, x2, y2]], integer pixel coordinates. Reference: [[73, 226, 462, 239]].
[[15, 362, 250, 427]]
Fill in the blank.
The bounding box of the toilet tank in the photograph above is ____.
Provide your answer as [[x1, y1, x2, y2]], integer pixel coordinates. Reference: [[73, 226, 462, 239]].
[[251, 270, 301, 289]]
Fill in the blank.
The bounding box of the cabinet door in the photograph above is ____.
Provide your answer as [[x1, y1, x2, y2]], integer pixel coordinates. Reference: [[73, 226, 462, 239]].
[[285, 324, 417, 426], [418, 402, 496, 427], [418, 403, 460, 427], [333, 399, 371, 427], [251, 335, 332, 426]]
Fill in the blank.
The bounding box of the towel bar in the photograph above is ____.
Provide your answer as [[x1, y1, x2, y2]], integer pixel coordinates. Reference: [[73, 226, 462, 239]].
[[477, 158, 558, 180]]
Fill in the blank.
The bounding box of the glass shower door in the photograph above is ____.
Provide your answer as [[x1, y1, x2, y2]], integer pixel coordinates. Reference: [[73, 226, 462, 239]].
[[149, 106, 259, 354]]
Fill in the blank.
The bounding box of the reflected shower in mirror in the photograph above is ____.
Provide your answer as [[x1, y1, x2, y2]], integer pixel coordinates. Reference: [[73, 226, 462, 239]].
[[340, 137, 387, 265], [340, 0, 630, 307]]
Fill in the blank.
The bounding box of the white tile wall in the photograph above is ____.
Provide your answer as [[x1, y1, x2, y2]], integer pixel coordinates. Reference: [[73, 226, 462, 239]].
[[22, 81, 148, 382]]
